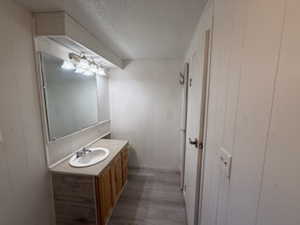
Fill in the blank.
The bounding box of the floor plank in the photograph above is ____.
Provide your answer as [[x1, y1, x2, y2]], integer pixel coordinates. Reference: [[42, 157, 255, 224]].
[[108, 168, 187, 225]]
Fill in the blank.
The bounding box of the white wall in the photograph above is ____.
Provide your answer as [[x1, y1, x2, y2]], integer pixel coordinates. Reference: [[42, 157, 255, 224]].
[[187, 0, 300, 225], [0, 1, 52, 224], [256, 1, 300, 224], [109, 59, 182, 171]]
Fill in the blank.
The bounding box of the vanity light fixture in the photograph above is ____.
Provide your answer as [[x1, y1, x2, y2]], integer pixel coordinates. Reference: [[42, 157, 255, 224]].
[[61, 53, 107, 76]]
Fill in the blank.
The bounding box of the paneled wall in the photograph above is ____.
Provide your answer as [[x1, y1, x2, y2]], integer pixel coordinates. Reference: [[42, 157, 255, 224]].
[[0, 1, 52, 224], [186, 0, 300, 225], [109, 59, 182, 171], [256, 1, 300, 224]]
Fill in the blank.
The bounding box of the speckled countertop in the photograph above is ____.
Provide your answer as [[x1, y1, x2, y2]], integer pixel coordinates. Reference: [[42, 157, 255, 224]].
[[50, 139, 128, 176]]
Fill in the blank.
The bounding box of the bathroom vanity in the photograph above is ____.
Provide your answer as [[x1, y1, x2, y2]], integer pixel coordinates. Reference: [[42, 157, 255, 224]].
[[50, 139, 129, 225]]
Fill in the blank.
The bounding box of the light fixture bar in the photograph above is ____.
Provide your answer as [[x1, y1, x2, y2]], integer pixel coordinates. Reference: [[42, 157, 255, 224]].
[[61, 53, 107, 76]]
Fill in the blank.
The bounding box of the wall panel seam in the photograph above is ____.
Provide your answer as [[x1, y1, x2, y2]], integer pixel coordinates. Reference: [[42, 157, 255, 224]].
[[253, 1, 288, 224]]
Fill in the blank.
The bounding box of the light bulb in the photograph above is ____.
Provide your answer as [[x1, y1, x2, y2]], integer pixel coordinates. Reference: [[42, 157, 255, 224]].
[[61, 61, 75, 70], [96, 67, 106, 76], [75, 67, 85, 74], [83, 70, 93, 76], [90, 64, 98, 73], [78, 58, 89, 69]]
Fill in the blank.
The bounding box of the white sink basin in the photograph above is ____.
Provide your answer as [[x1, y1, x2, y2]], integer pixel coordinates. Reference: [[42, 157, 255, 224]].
[[69, 148, 110, 168]]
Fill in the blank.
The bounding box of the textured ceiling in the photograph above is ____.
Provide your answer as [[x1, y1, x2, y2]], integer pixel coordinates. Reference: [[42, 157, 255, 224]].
[[16, 0, 206, 60]]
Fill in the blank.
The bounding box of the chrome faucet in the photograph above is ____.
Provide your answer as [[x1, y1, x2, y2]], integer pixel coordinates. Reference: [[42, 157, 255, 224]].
[[76, 147, 92, 158]]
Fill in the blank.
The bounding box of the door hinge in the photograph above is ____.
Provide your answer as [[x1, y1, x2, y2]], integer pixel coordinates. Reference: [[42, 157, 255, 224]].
[[189, 78, 192, 87]]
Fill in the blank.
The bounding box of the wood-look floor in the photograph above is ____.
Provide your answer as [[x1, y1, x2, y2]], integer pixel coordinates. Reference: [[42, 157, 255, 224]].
[[108, 168, 187, 225]]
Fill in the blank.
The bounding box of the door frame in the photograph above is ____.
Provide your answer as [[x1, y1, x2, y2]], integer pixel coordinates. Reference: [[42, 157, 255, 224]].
[[185, 27, 213, 225], [197, 27, 214, 225], [180, 62, 189, 190]]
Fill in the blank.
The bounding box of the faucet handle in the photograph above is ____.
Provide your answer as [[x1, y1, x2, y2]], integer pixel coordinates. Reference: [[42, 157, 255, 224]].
[[76, 151, 84, 158], [82, 147, 91, 153]]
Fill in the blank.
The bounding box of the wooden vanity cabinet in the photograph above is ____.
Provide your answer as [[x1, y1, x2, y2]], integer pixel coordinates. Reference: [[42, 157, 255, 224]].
[[52, 147, 128, 225]]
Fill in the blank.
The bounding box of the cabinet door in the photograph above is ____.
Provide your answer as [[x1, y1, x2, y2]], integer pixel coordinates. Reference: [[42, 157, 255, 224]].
[[122, 148, 129, 185], [115, 154, 123, 195], [98, 166, 113, 225], [110, 163, 117, 205], [110, 153, 123, 205]]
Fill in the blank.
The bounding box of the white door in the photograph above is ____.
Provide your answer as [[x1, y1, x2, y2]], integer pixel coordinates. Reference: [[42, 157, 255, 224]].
[[184, 28, 211, 225]]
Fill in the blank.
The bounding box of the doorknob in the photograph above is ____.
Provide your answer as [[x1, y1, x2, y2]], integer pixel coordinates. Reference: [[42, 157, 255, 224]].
[[189, 138, 198, 148]]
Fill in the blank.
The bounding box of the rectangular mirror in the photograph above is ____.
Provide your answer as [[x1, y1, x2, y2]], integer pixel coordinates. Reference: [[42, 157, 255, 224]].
[[41, 52, 99, 141]]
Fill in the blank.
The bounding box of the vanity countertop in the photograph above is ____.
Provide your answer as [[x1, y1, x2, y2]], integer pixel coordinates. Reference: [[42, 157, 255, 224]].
[[50, 139, 129, 176]]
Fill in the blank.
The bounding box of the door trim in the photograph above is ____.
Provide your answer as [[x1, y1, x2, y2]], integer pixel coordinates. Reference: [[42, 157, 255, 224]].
[[180, 62, 190, 190], [197, 27, 213, 225]]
